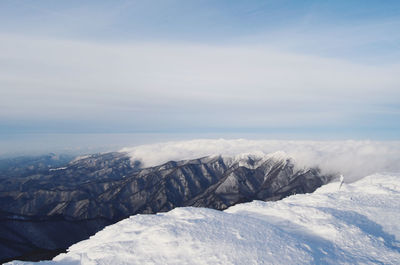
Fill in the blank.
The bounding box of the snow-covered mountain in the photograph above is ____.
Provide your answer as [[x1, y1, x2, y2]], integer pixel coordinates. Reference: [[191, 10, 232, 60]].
[[0, 151, 331, 263], [8, 172, 400, 264], [4, 139, 400, 264]]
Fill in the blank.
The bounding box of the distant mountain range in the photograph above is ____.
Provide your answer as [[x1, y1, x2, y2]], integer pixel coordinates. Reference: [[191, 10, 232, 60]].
[[0, 153, 74, 179], [0, 152, 333, 263]]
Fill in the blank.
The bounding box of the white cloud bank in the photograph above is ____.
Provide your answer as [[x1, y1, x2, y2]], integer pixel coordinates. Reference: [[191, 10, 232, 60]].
[[121, 139, 400, 181]]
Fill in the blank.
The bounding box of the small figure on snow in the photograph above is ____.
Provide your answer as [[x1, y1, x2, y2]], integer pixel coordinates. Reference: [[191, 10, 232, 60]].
[[339, 174, 344, 190]]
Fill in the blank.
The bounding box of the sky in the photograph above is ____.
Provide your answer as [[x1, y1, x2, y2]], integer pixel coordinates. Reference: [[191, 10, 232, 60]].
[[0, 0, 400, 147]]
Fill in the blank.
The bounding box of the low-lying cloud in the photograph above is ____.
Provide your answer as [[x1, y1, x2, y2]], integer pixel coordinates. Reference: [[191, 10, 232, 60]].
[[121, 139, 400, 181]]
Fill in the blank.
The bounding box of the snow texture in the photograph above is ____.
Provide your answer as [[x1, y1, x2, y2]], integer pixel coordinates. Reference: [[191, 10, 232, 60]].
[[120, 139, 400, 181], [9, 172, 400, 265]]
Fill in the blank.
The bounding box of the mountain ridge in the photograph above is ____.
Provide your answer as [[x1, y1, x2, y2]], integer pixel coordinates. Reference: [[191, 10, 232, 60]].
[[0, 151, 333, 263]]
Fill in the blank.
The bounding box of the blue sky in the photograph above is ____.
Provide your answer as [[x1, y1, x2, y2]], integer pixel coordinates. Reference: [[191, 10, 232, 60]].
[[0, 0, 399, 141]]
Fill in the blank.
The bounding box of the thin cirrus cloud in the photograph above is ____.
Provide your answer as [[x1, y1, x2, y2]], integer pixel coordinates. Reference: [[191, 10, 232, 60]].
[[0, 1, 399, 137], [0, 34, 399, 135]]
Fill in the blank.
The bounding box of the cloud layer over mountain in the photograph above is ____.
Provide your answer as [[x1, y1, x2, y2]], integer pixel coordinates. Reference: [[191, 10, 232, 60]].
[[122, 139, 400, 181]]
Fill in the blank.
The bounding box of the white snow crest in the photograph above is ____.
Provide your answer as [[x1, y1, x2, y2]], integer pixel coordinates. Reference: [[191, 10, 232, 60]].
[[121, 139, 400, 181]]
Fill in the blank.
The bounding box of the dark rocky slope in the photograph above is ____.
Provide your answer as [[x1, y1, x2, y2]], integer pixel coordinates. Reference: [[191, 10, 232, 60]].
[[0, 152, 333, 263], [0, 153, 73, 179]]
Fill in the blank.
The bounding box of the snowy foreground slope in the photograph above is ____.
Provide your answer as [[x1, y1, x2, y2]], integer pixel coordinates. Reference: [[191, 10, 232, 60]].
[[9, 173, 400, 265]]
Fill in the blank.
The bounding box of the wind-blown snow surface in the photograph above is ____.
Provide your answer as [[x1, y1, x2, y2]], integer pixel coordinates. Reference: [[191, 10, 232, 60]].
[[9, 173, 400, 265], [121, 139, 400, 181]]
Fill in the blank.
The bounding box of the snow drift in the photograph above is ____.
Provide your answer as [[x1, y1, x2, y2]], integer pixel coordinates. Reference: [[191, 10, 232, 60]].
[[9, 172, 400, 264]]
